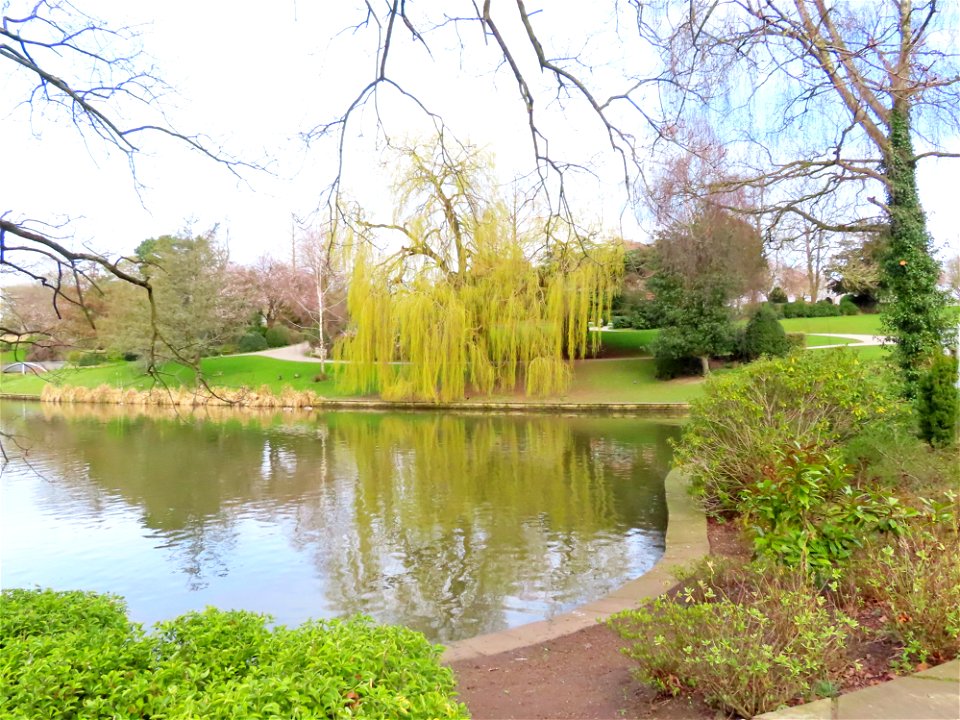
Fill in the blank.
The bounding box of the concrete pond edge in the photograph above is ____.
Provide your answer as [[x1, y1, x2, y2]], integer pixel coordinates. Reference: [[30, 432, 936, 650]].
[[441, 467, 708, 663]]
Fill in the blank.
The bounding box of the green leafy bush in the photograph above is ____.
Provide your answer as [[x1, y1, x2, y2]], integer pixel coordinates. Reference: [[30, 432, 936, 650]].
[[740, 305, 790, 361], [742, 446, 918, 574], [918, 353, 959, 448], [850, 521, 960, 666], [652, 333, 705, 378], [653, 321, 735, 379], [782, 300, 843, 318], [264, 324, 292, 348], [839, 298, 859, 316], [1, 590, 153, 719], [842, 420, 959, 500], [610, 293, 663, 329], [609, 566, 857, 718], [674, 349, 901, 514], [0, 589, 468, 720], [237, 332, 269, 353], [64, 351, 108, 366]]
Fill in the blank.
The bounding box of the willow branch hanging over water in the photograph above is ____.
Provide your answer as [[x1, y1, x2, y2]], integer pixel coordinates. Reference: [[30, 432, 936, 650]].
[[334, 140, 623, 402]]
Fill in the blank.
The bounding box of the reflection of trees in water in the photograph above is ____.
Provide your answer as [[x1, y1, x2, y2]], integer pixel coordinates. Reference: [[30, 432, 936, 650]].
[[294, 414, 673, 639], [3, 403, 674, 639]]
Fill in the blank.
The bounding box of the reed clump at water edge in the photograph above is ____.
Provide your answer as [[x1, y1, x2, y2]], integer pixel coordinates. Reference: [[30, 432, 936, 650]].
[[39, 384, 325, 409]]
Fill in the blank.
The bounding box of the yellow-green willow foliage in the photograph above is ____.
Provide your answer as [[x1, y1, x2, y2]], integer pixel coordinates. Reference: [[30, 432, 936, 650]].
[[335, 228, 623, 402]]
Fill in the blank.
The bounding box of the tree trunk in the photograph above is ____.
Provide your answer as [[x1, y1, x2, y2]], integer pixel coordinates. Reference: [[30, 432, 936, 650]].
[[315, 261, 327, 372], [880, 105, 946, 393]]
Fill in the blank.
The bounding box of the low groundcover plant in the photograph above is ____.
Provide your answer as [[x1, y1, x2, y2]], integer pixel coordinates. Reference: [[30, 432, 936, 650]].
[[0, 588, 468, 720]]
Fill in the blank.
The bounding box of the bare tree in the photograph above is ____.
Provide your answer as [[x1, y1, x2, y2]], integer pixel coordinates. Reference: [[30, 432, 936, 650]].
[[944, 254, 960, 303], [768, 191, 851, 302], [306, 2, 689, 228], [647, 0, 959, 228], [1, 0, 252, 370], [297, 227, 349, 369], [647, 0, 958, 384]]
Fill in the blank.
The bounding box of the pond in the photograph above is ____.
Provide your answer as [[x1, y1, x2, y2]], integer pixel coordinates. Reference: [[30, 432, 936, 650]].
[[0, 401, 679, 643]]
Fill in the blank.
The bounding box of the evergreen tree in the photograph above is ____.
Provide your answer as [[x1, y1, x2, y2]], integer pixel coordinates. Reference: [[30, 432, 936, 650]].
[[740, 305, 789, 361], [918, 354, 959, 448]]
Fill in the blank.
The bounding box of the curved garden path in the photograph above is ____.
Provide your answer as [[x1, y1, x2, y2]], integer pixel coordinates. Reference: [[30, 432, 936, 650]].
[[251, 333, 886, 363], [246, 342, 331, 362], [807, 333, 885, 349]]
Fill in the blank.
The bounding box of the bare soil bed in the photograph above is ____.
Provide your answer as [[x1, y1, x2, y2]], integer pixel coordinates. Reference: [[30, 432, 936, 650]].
[[448, 519, 905, 719]]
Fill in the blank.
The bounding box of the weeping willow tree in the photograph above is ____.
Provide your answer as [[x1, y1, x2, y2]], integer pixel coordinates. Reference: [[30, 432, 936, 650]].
[[335, 139, 623, 402]]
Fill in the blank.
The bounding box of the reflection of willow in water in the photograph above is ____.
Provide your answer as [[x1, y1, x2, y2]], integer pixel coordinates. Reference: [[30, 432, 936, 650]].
[[294, 414, 670, 639], [3, 402, 673, 640]]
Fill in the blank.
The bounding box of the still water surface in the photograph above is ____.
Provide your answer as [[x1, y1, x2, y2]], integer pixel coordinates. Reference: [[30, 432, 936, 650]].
[[0, 401, 677, 642]]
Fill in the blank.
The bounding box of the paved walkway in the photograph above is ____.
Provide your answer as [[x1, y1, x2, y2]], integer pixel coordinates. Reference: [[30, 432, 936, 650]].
[[246, 342, 328, 362], [757, 660, 959, 719]]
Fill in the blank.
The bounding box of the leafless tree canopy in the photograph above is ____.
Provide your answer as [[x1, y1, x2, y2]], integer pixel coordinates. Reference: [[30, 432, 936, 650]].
[[1, 0, 251, 359], [643, 0, 960, 232], [311, 1, 958, 237], [305, 1, 688, 225]]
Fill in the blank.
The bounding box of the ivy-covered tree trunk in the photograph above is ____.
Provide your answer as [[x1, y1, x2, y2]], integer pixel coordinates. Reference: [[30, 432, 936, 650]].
[[880, 106, 947, 394]]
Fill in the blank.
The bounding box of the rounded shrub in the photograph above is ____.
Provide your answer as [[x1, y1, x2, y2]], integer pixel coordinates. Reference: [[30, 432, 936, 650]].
[[767, 286, 788, 304], [264, 324, 292, 348], [839, 297, 859, 315], [785, 332, 806, 350], [740, 305, 789, 361], [75, 351, 107, 366], [237, 332, 268, 353]]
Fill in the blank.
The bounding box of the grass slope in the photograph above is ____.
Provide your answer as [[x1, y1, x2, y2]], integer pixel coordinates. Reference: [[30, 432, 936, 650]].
[[803, 335, 859, 347], [779, 315, 884, 335], [1, 354, 704, 404], [0, 323, 901, 404], [591, 329, 658, 356], [594, 316, 886, 358], [569, 358, 706, 403], [0, 356, 349, 398]]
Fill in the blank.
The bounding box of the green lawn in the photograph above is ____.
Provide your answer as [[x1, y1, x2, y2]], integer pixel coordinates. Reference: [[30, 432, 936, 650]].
[[0, 356, 350, 398], [568, 358, 707, 403], [803, 334, 860, 347], [596, 316, 889, 356], [0, 348, 26, 364], [1, 354, 703, 404], [841, 344, 888, 361], [0, 339, 897, 404], [592, 329, 657, 356], [779, 314, 883, 335]]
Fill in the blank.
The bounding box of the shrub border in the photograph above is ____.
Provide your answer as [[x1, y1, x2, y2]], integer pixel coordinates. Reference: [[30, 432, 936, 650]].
[[442, 468, 708, 662]]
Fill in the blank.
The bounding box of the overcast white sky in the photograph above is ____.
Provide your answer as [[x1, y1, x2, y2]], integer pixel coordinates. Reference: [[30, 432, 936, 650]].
[[2, 0, 958, 269]]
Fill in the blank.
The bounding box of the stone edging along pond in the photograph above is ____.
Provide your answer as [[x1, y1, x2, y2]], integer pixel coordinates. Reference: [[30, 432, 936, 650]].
[[441, 468, 708, 663], [2, 390, 691, 416]]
